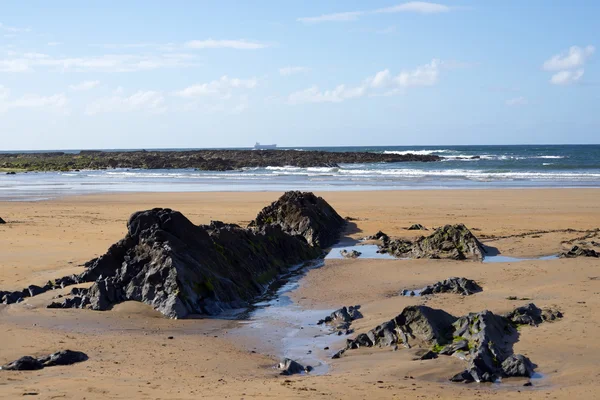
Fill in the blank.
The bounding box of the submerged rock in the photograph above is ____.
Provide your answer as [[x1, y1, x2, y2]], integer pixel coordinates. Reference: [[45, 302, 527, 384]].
[[561, 245, 599, 258], [38, 191, 344, 318], [277, 358, 311, 375], [379, 224, 485, 261], [1, 350, 87, 371], [419, 277, 482, 296], [340, 249, 361, 259], [317, 305, 362, 333], [334, 303, 562, 383], [249, 191, 345, 248]]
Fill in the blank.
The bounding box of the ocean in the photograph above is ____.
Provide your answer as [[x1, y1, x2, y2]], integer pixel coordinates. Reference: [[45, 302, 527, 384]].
[[2, 144, 599, 201]]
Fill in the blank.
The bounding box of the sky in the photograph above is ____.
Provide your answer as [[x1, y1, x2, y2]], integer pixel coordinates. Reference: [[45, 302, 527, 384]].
[[0, 0, 598, 150]]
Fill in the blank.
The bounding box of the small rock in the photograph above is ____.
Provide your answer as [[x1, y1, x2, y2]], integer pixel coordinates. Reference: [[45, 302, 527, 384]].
[[278, 358, 310, 375], [340, 249, 362, 259]]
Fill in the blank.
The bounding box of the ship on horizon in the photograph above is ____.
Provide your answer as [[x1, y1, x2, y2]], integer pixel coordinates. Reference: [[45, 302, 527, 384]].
[[253, 142, 277, 150]]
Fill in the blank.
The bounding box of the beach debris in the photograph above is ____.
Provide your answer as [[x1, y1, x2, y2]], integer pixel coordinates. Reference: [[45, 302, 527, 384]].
[[33, 191, 344, 318], [561, 245, 599, 258], [407, 224, 427, 231], [333, 303, 562, 383], [378, 224, 485, 261], [401, 277, 482, 297], [340, 249, 362, 259], [1, 350, 88, 371], [277, 358, 312, 375], [317, 305, 362, 334]]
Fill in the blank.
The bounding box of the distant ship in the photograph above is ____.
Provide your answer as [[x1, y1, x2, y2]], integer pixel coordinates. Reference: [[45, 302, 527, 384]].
[[253, 142, 277, 150]]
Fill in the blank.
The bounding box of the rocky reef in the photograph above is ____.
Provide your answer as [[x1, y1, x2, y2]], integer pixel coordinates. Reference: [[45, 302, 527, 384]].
[[3, 192, 345, 318], [0, 149, 442, 172], [402, 277, 482, 297], [377, 224, 485, 261], [333, 303, 562, 383]]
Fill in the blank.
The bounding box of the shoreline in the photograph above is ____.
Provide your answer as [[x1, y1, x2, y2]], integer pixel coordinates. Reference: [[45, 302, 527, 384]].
[[2, 188, 600, 398]]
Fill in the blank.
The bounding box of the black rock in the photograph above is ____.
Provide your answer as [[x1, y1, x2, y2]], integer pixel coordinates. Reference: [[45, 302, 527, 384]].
[[277, 358, 310, 375], [504, 303, 563, 326], [561, 245, 599, 258], [0, 356, 43, 371], [26, 285, 45, 297], [501, 354, 535, 377], [408, 224, 427, 231], [419, 277, 482, 296], [0, 217, 5, 224], [37, 350, 88, 367]]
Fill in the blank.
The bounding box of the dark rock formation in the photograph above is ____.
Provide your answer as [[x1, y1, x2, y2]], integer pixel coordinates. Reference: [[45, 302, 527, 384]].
[[1, 350, 88, 371], [364, 231, 389, 242], [36, 191, 344, 318], [0, 149, 442, 172], [334, 303, 562, 383], [561, 245, 599, 258], [408, 224, 427, 231], [378, 224, 485, 261], [419, 277, 482, 296], [249, 191, 345, 248], [340, 249, 361, 259], [278, 358, 311, 375], [0, 217, 5, 224], [317, 305, 362, 333]]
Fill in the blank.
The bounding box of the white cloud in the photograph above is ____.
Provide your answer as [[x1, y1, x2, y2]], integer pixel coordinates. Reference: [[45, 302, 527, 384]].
[[298, 2, 452, 24], [550, 69, 584, 85], [69, 80, 100, 91], [374, 2, 451, 14], [0, 53, 200, 72], [185, 39, 269, 50], [279, 66, 311, 76], [174, 76, 258, 98], [0, 85, 67, 113], [506, 96, 528, 106], [288, 59, 440, 104], [543, 45, 595, 71], [85, 90, 165, 115], [298, 11, 363, 24], [543, 45, 594, 86]]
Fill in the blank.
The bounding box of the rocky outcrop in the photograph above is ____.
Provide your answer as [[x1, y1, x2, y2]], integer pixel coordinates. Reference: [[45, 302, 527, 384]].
[[334, 304, 562, 383], [418, 277, 482, 296], [249, 191, 345, 248], [37, 192, 344, 318], [1, 350, 88, 371], [561, 245, 599, 258], [340, 249, 361, 259], [317, 305, 362, 334], [378, 224, 485, 261]]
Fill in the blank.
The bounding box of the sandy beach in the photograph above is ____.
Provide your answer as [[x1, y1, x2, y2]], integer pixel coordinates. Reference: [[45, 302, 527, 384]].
[[1, 189, 600, 399]]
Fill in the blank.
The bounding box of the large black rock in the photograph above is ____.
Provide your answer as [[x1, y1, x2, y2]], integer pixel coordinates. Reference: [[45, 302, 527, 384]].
[[48, 192, 344, 318], [0, 217, 5, 224], [249, 191, 345, 248], [1, 350, 87, 371]]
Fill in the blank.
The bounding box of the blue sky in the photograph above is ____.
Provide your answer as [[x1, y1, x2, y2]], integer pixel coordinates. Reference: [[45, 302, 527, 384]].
[[0, 1, 598, 150]]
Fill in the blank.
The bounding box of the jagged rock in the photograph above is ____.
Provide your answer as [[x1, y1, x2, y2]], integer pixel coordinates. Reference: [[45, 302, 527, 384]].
[[379, 224, 485, 261], [25, 285, 44, 297], [363, 231, 389, 242], [1, 291, 23, 304], [340, 249, 361, 259], [277, 358, 311, 375], [249, 191, 345, 248], [0, 217, 5, 224], [504, 303, 563, 326], [334, 303, 561, 383], [41, 192, 343, 318], [501, 354, 535, 377], [561, 245, 599, 258], [419, 277, 482, 296], [48, 296, 89, 309], [408, 224, 427, 231], [318, 305, 362, 332], [1, 350, 87, 371]]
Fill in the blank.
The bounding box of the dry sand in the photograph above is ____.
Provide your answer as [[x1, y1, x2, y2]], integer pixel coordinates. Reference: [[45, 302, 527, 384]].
[[1, 189, 599, 399]]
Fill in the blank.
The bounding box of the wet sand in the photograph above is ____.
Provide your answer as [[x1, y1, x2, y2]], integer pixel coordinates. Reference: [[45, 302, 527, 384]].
[[1, 189, 600, 399]]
